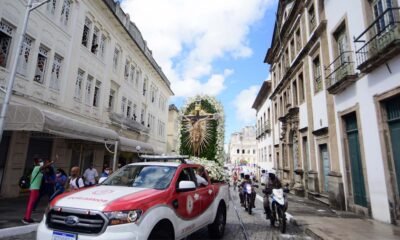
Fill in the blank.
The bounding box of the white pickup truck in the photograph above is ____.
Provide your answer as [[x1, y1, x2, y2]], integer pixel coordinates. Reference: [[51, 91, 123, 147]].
[[37, 156, 229, 240]]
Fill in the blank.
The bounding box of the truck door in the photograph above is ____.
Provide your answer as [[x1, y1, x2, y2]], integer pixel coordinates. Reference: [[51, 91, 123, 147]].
[[174, 167, 201, 237], [195, 168, 214, 223]]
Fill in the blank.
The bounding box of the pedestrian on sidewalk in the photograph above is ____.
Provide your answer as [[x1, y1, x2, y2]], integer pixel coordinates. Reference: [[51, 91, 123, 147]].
[[68, 166, 85, 191], [22, 158, 54, 224], [32, 158, 57, 211], [49, 168, 68, 201], [83, 164, 98, 186]]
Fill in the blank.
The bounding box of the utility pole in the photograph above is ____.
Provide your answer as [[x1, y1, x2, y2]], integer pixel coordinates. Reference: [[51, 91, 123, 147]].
[[0, 0, 50, 144]]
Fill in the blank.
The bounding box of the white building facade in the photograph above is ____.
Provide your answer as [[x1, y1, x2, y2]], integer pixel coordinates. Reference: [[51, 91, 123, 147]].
[[0, 0, 173, 197], [252, 81, 275, 172], [325, 0, 400, 224], [228, 126, 257, 173]]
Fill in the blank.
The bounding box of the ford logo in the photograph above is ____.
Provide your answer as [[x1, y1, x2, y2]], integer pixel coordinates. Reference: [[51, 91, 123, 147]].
[[65, 216, 79, 226]]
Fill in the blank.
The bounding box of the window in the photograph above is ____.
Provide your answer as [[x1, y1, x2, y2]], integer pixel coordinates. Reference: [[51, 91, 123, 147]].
[[74, 69, 84, 100], [143, 78, 147, 96], [124, 59, 130, 80], [292, 80, 298, 106], [242, 149, 245, 154], [47, 0, 57, 15], [295, 28, 301, 52], [308, 5, 316, 33], [109, 89, 115, 110], [113, 48, 119, 71], [130, 65, 135, 83], [85, 75, 93, 105], [313, 56, 322, 92], [127, 100, 132, 118], [17, 35, 33, 76], [121, 97, 127, 115], [49, 54, 63, 91], [81, 18, 91, 47], [236, 149, 239, 154], [34, 45, 49, 84], [373, 0, 394, 35], [135, 69, 141, 88], [0, 20, 14, 68], [253, 149, 256, 154], [290, 39, 295, 62], [91, 27, 99, 54], [99, 34, 106, 58], [299, 73, 305, 102], [140, 106, 145, 124], [60, 0, 71, 26], [93, 80, 101, 107], [132, 103, 137, 120]]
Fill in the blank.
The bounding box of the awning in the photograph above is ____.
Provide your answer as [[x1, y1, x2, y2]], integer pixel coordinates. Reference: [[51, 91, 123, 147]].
[[3, 104, 118, 143], [119, 136, 154, 154]]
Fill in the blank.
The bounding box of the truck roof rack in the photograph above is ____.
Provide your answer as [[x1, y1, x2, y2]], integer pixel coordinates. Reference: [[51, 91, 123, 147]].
[[139, 155, 189, 164]]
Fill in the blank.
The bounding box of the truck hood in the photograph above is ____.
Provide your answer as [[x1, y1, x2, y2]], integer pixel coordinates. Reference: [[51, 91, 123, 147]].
[[54, 186, 151, 211]]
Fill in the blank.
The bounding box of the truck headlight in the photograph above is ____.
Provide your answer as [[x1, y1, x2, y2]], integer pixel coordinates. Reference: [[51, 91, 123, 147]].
[[104, 210, 142, 225]]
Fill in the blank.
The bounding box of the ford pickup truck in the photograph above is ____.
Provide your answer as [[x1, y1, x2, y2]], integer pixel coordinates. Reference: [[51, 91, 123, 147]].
[[37, 156, 229, 240]]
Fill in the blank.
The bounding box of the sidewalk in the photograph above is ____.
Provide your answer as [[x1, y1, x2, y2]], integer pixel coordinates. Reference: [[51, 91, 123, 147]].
[[0, 196, 47, 238], [286, 194, 400, 240]]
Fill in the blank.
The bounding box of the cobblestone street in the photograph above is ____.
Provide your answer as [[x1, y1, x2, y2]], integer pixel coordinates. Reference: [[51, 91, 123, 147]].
[[0, 186, 310, 240]]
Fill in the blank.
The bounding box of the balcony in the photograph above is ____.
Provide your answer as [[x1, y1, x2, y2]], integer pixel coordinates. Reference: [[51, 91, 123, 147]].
[[325, 51, 358, 94], [109, 112, 150, 134], [264, 121, 271, 134], [354, 7, 400, 73]]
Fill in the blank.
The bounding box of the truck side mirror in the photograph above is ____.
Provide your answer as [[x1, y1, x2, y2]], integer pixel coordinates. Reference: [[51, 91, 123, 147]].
[[177, 181, 196, 192]]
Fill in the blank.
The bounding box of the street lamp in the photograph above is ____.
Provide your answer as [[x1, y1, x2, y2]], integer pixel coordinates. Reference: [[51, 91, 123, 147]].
[[0, 0, 50, 144]]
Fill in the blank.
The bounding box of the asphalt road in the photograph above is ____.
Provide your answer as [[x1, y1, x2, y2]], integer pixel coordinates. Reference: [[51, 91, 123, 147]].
[[0, 187, 310, 240]]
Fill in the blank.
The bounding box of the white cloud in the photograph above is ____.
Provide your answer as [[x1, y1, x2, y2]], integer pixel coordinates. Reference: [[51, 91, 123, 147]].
[[233, 85, 260, 124], [121, 0, 275, 98]]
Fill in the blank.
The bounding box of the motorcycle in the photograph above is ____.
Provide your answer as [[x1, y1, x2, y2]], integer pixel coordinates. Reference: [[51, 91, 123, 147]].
[[241, 183, 258, 215], [269, 188, 288, 233]]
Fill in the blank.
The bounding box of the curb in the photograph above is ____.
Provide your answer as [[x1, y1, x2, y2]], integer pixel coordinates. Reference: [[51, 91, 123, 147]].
[[304, 228, 324, 240], [0, 224, 38, 238]]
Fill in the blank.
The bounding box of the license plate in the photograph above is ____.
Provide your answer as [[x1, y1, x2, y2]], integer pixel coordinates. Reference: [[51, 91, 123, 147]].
[[52, 231, 77, 240]]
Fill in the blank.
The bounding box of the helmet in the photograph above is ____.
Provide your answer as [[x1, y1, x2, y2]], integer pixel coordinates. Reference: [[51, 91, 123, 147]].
[[268, 169, 276, 175], [244, 174, 250, 180]]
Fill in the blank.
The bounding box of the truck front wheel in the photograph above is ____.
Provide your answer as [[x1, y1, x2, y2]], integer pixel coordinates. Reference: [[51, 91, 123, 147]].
[[148, 220, 174, 240], [208, 203, 226, 239]]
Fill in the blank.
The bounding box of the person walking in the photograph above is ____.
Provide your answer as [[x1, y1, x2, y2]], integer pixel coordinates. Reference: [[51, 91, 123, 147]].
[[50, 168, 68, 200], [68, 166, 85, 191], [33, 159, 56, 211], [22, 158, 53, 224], [83, 164, 98, 186]]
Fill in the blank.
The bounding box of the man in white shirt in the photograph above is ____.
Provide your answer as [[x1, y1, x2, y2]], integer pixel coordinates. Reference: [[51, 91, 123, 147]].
[[196, 166, 208, 186], [83, 165, 98, 186]]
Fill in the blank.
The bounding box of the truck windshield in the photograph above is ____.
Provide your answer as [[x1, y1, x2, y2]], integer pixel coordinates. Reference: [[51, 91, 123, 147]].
[[101, 165, 177, 190]]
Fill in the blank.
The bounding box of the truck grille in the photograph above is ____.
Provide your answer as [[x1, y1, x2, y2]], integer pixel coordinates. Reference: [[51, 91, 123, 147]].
[[46, 208, 108, 234]]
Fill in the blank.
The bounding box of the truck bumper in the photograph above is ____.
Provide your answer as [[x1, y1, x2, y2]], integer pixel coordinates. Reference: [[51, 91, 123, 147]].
[[37, 216, 145, 240]]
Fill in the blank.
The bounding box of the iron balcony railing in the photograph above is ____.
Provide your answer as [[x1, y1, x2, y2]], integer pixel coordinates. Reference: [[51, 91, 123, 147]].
[[354, 7, 400, 70], [264, 121, 271, 133], [325, 51, 355, 88]]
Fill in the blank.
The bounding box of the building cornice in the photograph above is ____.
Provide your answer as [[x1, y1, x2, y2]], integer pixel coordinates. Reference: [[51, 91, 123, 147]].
[[252, 81, 272, 110], [102, 0, 174, 95]]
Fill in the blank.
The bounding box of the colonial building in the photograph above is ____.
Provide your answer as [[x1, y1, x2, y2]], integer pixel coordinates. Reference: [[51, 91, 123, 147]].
[[265, 0, 341, 203], [0, 0, 173, 197], [228, 126, 257, 172], [265, 0, 400, 224], [324, 0, 400, 224], [166, 104, 179, 154], [252, 80, 275, 172]]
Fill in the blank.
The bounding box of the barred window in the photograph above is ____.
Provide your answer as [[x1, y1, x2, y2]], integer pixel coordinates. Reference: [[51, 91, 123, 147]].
[[113, 48, 120, 71], [74, 69, 84, 100], [49, 54, 63, 90], [93, 80, 101, 107], [34, 45, 49, 84], [85, 75, 93, 105], [108, 89, 115, 110], [91, 27, 99, 54], [60, 0, 71, 26], [0, 20, 14, 68], [124, 59, 130, 79], [17, 35, 33, 76], [81, 18, 91, 47], [121, 97, 127, 115], [99, 34, 106, 58]]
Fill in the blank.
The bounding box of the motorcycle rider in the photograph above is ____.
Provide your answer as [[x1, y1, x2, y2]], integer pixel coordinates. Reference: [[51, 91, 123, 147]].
[[263, 169, 285, 219], [239, 174, 256, 208]]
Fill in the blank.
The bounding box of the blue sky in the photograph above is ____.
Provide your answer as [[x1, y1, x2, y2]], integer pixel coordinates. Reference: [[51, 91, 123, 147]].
[[120, 0, 278, 144]]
